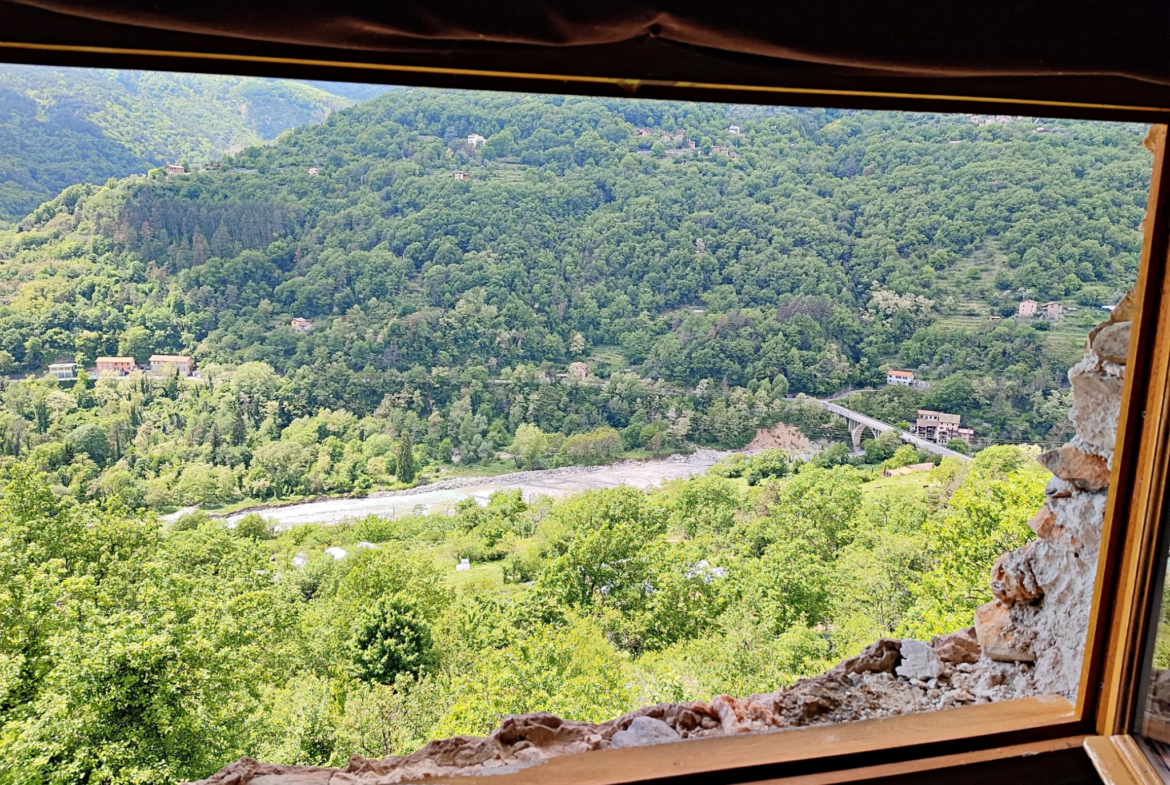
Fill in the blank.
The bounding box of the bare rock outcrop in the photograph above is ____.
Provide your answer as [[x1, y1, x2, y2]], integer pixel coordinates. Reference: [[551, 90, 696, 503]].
[[974, 297, 1128, 696], [191, 301, 1130, 784]]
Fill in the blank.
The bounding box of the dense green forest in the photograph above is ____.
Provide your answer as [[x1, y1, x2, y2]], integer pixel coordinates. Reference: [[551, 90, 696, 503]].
[[0, 91, 1149, 512], [0, 66, 390, 223], [0, 445, 1045, 781]]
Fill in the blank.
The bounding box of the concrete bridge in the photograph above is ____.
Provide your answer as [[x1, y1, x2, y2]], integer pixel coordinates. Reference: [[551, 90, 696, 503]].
[[815, 400, 973, 462]]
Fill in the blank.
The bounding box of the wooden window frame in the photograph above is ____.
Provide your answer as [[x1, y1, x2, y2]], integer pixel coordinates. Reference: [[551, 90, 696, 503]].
[[3, 42, 1170, 785]]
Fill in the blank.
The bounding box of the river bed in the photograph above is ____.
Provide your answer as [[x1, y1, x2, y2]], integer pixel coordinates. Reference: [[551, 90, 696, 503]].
[[224, 448, 731, 530]]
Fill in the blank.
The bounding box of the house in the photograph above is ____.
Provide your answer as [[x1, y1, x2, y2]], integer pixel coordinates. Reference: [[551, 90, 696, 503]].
[[307, 166, 319, 176], [467, 133, 486, 148], [454, 170, 470, 181], [95, 356, 136, 376], [887, 370, 916, 386], [48, 362, 77, 381], [728, 124, 742, 135], [567, 361, 589, 380], [883, 461, 936, 478], [1018, 299, 1038, 318], [149, 354, 194, 377], [1042, 301, 1064, 321], [687, 139, 697, 149], [915, 410, 972, 445], [634, 128, 652, 137], [290, 317, 314, 331], [164, 164, 186, 175]]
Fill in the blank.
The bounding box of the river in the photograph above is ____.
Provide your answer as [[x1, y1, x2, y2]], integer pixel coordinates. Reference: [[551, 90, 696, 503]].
[[223, 448, 731, 530]]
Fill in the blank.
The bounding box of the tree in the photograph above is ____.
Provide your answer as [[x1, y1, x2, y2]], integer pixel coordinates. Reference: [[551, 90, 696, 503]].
[[234, 512, 273, 540], [117, 325, 154, 364], [882, 444, 921, 470], [252, 441, 311, 497], [510, 423, 548, 469], [67, 423, 109, 466], [863, 429, 902, 464], [395, 432, 416, 484], [347, 595, 435, 685], [900, 449, 1047, 636], [945, 438, 971, 455], [924, 375, 976, 414]]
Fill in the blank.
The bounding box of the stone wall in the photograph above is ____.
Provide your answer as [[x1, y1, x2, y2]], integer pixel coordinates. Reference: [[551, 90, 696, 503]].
[[975, 292, 1131, 697], [190, 305, 1132, 785]]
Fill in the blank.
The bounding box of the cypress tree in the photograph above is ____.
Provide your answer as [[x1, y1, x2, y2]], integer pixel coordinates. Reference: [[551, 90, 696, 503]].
[[396, 432, 416, 484]]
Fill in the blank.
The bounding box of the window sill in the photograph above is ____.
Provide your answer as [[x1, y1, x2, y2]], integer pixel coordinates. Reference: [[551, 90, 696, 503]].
[[1085, 735, 1163, 785], [476, 696, 1078, 785]]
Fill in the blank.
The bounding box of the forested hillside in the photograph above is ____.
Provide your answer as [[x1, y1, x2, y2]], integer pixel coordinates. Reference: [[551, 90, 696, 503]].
[[0, 90, 1151, 512], [0, 66, 389, 223]]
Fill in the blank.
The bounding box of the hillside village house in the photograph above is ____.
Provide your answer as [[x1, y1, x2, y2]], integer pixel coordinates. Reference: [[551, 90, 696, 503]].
[[307, 166, 319, 176], [1019, 299, 1038, 317], [149, 354, 194, 376], [454, 170, 469, 181], [164, 164, 186, 175], [48, 362, 76, 381], [95, 356, 136, 376], [467, 133, 486, 147], [290, 317, 314, 331], [887, 369, 915, 386], [728, 124, 741, 134], [915, 409, 974, 445], [1042, 301, 1064, 320]]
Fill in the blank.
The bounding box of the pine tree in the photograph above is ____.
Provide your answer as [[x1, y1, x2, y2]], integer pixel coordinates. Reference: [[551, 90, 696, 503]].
[[396, 432, 416, 484]]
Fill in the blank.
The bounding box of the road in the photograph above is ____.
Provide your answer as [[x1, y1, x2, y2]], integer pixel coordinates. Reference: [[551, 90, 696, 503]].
[[816, 400, 973, 462]]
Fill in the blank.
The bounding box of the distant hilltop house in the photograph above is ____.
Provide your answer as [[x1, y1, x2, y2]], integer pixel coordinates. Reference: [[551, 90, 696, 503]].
[[915, 409, 974, 446], [164, 164, 186, 175], [883, 461, 936, 478], [149, 354, 194, 377], [728, 124, 742, 135], [454, 171, 470, 181], [467, 133, 487, 148], [95, 356, 136, 376], [290, 317, 314, 331], [635, 128, 653, 137], [307, 166, 320, 176], [48, 361, 77, 381], [1020, 299, 1063, 321], [567, 361, 589, 381], [886, 369, 915, 387]]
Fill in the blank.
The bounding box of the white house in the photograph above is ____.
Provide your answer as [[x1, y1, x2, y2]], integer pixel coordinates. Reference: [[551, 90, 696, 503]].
[[467, 133, 487, 148], [48, 362, 77, 381], [887, 370, 916, 386]]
